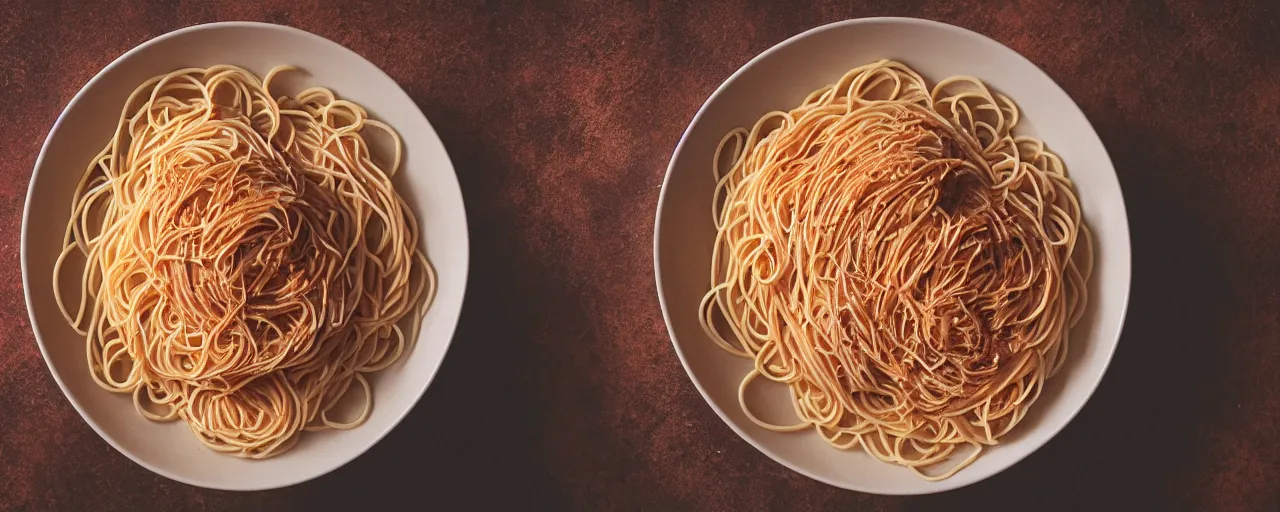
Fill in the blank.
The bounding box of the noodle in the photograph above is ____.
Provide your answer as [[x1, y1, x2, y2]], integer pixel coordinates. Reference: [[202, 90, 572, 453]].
[[699, 60, 1092, 480], [53, 65, 436, 458]]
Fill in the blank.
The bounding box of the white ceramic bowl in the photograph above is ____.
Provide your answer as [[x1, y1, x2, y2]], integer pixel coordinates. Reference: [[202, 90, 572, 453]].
[[21, 22, 469, 490], [654, 18, 1130, 495]]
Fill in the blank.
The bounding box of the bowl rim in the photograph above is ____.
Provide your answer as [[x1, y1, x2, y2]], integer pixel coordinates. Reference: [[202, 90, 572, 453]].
[[20, 21, 470, 491], [652, 16, 1131, 495]]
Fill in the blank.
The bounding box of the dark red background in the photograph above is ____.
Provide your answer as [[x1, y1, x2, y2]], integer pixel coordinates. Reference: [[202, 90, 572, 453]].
[[1, 1, 1277, 510]]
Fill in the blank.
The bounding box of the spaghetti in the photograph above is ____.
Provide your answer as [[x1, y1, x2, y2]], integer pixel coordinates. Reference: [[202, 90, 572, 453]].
[[699, 60, 1092, 480], [54, 65, 436, 458]]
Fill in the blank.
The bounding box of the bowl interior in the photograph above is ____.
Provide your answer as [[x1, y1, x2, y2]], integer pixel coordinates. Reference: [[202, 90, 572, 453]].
[[22, 22, 469, 490], [655, 18, 1130, 494]]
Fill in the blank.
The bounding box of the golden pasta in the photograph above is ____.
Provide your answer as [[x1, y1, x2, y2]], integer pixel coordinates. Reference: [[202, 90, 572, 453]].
[[699, 60, 1092, 480], [54, 65, 436, 458]]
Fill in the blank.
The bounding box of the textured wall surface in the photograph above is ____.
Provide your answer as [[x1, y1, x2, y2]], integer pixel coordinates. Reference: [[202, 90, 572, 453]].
[[1, 1, 1278, 511]]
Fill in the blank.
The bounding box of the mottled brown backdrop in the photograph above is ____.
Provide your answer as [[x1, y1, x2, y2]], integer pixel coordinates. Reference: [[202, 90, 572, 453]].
[[1, 0, 1277, 511]]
